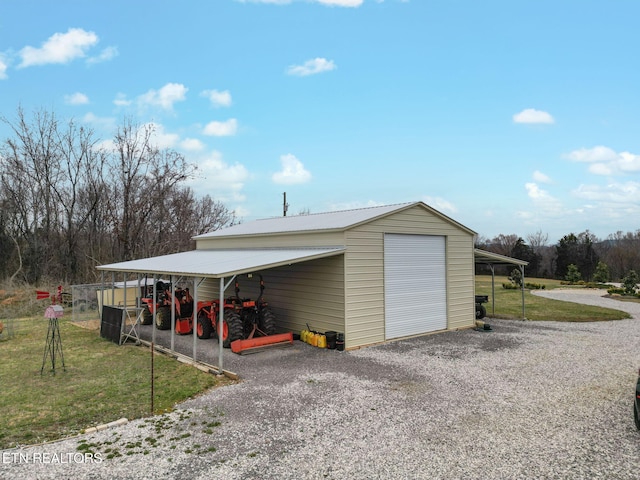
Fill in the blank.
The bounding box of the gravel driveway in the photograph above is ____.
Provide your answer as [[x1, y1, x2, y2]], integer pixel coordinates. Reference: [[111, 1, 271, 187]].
[[3, 289, 640, 479]]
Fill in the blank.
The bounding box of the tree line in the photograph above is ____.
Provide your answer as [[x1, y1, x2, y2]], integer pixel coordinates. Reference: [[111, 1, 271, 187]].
[[476, 229, 640, 283], [0, 108, 236, 286]]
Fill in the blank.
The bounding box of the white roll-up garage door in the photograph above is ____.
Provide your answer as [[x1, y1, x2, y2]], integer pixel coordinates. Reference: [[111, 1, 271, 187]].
[[384, 233, 447, 339]]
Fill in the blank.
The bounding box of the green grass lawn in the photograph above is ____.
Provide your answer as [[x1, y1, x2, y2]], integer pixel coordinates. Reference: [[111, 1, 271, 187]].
[[475, 275, 631, 321], [0, 317, 223, 449]]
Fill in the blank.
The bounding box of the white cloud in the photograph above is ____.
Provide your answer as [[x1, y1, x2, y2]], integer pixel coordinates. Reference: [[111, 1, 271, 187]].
[[145, 122, 180, 149], [515, 182, 565, 224], [201, 89, 232, 107], [512, 108, 555, 124], [422, 196, 458, 214], [180, 138, 205, 152], [286, 57, 336, 76], [0, 55, 7, 79], [142, 83, 188, 109], [113, 93, 132, 107], [573, 181, 640, 203], [272, 154, 312, 184], [87, 46, 118, 64], [187, 151, 249, 201], [138, 83, 188, 110], [18, 28, 98, 67], [525, 182, 554, 201], [525, 182, 563, 212], [533, 170, 551, 183], [564, 146, 640, 176], [316, 0, 363, 5], [203, 119, 238, 137], [64, 92, 89, 105], [564, 145, 617, 163]]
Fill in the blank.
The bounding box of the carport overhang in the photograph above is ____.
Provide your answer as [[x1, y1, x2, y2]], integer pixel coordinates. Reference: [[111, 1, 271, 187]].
[[96, 247, 346, 373], [97, 247, 346, 278], [474, 249, 529, 319]]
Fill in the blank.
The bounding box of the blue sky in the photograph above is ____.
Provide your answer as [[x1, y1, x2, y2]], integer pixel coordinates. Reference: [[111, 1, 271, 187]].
[[1, 0, 639, 242]]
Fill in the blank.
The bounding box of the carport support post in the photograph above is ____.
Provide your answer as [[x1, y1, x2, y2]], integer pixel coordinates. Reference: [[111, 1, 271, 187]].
[[192, 277, 199, 362], [490, 264, 495, 316], [171, 275, 176, 352], [521, 265, 526, 320], [100, 271, 105, 318], [218, 277, 224, 373], [121, 273, 127, 344]]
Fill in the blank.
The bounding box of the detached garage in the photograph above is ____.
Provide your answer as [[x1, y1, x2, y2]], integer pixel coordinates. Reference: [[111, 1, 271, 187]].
[[188, 201, 477, 349]]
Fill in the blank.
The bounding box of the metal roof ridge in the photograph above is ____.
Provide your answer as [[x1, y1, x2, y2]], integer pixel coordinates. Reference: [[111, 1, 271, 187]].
[[252, 201, 415, 221]]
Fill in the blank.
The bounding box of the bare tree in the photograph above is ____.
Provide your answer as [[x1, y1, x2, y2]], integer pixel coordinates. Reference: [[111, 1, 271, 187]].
[[526, 230, 549, 277], [488, 234, 520, 257], [104, 120, 195, 261], [0, 107, 63, 283], [598, 230, 640, 281]]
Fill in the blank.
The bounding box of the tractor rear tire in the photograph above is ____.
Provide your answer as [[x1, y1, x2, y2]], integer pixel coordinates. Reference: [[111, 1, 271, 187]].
[[223, 310, 244, 348], [141, 306, 153, 325], [156, 305, 171, 330], [197, 311, 213, 339], [259, 308, 277, 336]]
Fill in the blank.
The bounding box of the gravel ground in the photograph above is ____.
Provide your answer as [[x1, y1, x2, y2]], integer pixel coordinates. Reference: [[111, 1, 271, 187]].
[[2, 289, 640, 479]]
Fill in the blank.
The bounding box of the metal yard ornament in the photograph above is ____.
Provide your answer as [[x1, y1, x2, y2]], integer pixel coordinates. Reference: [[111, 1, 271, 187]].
[[40, 291, 66, 375]]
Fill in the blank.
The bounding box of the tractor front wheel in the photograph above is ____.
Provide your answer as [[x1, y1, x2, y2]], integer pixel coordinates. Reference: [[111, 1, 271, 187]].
[[197, 311, 213, 339], [141, 306, 153, 325], [223, 310, 244, 348], [156, 305, 171, 330]]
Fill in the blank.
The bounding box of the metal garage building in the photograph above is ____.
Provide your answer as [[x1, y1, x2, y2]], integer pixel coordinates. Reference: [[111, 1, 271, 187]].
[[194, 201, 476, 349], [99, 201, 477, 352]]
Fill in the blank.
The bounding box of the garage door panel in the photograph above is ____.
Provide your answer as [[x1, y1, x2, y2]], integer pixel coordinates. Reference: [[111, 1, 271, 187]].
[[384, 234, 446, 339]]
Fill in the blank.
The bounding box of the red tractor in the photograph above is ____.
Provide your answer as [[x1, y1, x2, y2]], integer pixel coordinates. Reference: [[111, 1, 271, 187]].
[[196, 276, 279, 348], [230, 276, 277, 339], [195, 299, 244, 348], [141, 281, 244, 348], [140, 281, 193, 331]]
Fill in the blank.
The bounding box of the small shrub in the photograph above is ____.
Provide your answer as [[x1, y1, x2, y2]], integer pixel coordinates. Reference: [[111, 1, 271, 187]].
[[622, 270, 639, 296], [593, 262, 610, 283], [508, 269, 523, 287], [524, 282, 545, 290], [607, 287, 625, 295], [565, 264, 582, 284], [502, 283, 518, 290]]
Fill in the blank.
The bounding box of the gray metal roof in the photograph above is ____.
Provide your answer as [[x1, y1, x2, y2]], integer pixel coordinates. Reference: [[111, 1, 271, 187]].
[[97, 247, 345, 278], [474, 249, 529, 266], [194, 202, 418, 239]]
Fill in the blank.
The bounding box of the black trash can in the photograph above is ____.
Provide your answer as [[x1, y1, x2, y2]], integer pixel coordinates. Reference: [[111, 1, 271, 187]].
[[325, 331, 337, 349]]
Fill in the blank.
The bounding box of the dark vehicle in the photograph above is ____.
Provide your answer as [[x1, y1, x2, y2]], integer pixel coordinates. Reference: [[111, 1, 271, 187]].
[[635, 368, 640, 430], [475, 295, 489, 319]]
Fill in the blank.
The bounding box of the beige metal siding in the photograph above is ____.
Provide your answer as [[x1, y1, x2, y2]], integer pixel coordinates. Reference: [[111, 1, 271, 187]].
[[196, 255, 345, 336], [345, 204, 474, 348]]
